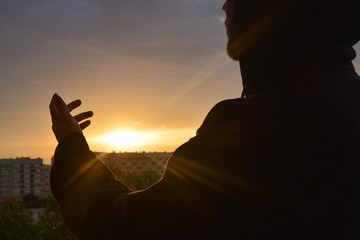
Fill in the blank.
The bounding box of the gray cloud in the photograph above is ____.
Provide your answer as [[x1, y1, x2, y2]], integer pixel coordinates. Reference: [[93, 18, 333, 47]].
[[0, 0, 228, 98], [0, 0, 225, 60]]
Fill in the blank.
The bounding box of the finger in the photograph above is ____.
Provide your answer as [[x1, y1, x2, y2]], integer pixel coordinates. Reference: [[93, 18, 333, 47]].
[[49, 95, 61, 123], [50, 103, 59, 123], [52, 93, 69, 115], [67, 99, 82, 113], [74, 111, 93, 123], [79, 120, 91, 130]]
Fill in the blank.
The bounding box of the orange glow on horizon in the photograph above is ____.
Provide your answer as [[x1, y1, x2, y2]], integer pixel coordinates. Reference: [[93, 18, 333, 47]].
[[97, 130, 154, 148], [88, 128, 196, 153]]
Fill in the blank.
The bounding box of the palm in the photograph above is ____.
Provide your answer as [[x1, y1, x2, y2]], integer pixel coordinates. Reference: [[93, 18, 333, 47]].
[[49, 94, 93, 143]]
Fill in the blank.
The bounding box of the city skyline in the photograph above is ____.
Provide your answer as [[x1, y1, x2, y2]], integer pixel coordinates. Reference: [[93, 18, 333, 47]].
[[0, 152, 169, 201], [1, 0, 360, 164]]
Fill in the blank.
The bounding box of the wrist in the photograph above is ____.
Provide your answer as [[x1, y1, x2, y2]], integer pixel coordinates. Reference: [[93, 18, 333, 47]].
[[55, 133, 89, 158]]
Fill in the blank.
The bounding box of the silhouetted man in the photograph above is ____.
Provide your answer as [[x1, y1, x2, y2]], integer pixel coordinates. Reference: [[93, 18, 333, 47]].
[[50, 0, 360, 239]]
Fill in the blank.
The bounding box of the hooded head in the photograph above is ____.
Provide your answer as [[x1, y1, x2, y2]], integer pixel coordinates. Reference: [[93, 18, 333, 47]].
[[224, 0, 360, 97]]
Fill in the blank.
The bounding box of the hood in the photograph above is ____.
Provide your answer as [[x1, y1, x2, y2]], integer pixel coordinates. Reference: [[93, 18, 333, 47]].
[[238, 0, 360, 97]]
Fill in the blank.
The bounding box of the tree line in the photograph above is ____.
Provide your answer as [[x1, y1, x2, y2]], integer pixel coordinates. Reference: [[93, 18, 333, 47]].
[[0, 167, 161, 239]]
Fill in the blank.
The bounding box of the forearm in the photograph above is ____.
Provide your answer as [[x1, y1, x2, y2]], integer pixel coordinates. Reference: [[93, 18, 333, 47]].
[[50, 133, 132, 237], [51, 133, 130, 197]]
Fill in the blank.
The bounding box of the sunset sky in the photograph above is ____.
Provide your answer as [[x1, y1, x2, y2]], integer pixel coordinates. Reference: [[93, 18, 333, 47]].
[[1, 0, 359, 164]]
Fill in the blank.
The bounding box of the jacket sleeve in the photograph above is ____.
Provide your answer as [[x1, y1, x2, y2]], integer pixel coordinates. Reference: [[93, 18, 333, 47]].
[[50, 133, 204, 239], [50, 133, 136, 238], [50, 131, 241, 239]]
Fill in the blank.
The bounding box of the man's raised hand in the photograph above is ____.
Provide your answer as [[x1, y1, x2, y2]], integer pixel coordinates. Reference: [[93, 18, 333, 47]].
[[49, 93, 93, 143]]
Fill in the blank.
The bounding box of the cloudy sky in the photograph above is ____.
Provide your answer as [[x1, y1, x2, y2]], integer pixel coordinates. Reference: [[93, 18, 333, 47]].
[[0, 0, 359, 164]]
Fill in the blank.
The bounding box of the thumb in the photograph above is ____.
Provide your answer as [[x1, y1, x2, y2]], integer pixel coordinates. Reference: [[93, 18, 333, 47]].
[[52, 94, 69, 115]]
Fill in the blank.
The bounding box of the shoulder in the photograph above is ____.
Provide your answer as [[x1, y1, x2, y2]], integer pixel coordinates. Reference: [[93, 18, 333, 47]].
[[195, 93, 280, 136], [196, 98, 246, 135]]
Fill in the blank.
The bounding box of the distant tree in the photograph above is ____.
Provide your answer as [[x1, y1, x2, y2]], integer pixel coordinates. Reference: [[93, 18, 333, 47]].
[[104, 160, 161, 190], [104, 160, 123, 179], [36, 195, 78, 240], [23, 193, 43, 209], [120, 169, 161, 190], [0, 200, 38, 240], [0, 166, 160, 240]]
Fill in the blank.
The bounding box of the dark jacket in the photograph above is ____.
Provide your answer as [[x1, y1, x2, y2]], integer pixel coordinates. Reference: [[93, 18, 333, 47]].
[[51, 67, 360, 239]]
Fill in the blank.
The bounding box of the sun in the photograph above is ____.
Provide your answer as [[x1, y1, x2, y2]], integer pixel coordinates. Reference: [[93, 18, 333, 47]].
[[97, 130, 150, 148], [90, 127, 195, 153]]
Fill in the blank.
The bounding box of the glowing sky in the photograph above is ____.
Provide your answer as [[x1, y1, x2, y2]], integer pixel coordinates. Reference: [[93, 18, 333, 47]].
[[0, 0, 359, 164]]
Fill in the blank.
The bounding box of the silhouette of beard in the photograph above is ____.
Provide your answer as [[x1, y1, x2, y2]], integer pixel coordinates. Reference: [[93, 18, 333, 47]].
[[226, 16, 241, 61], [224, 0, 278, 61], [224, 0, 253, 61]]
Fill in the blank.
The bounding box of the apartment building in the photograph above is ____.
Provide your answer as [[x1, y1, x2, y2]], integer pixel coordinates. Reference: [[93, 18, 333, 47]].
[[97, 152, 172, 175], [0, 158, 51, 201]]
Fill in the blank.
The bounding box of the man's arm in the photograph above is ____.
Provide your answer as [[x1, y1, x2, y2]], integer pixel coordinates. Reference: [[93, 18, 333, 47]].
[[51, 131, 206, 239], [49, 94, 186, 239], [49, 94, 137, 237], [48, 94, 257, 239], [51, 133, 135, 238]]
